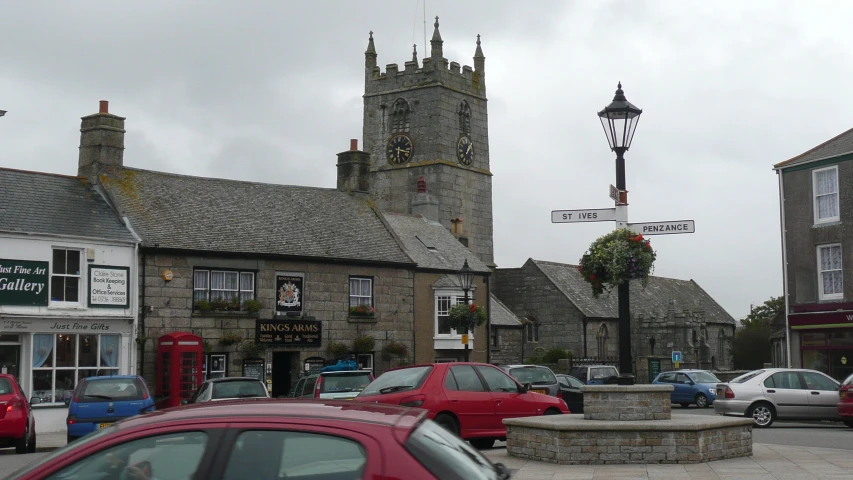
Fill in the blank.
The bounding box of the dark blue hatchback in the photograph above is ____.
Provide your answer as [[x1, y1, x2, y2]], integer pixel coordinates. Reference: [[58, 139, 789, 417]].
[[66, 375, 154, 442]]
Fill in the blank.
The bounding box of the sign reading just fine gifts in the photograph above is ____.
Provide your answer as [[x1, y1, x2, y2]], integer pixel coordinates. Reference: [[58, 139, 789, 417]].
[[0, 259, 49, 306], [89, 266, 130, 308], [275, 272, 304, 316]]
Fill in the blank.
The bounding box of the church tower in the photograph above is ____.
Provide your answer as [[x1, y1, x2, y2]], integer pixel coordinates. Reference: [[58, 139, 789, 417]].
[[362, 18, 494, 267]]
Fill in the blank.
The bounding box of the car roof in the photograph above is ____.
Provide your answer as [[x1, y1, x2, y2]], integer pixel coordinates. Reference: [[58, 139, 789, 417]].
[[319, 370, 373, 375], [573, 365, 616, 369], [383, 362, 494, 373], [207, 377, 263, 383], [500, 364, 550, 369], [82, 375, 141, 381], [117, 399, 426, 431]]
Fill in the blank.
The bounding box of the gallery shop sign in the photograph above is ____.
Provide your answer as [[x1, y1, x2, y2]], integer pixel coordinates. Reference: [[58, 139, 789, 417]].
[[255, 318, 321, 347], [0, 259, 49, 306], [89, 265, 130, 308]]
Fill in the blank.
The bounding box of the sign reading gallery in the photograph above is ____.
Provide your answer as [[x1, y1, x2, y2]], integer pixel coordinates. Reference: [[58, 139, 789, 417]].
[[0, 259, 49, 306], [89, 266, 130, 308], [255, 318, 321, 346]]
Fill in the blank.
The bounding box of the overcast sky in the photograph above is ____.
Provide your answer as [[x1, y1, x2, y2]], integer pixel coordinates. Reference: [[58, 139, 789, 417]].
[[2, 1, 849, 320]]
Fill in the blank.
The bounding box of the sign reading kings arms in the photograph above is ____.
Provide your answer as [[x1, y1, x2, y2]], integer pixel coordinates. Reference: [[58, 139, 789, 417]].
[[256, 318, 321, 346]]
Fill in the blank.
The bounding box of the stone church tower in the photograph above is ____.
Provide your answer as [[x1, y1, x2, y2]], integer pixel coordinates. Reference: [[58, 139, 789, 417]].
[[361, 17, 494, 267]]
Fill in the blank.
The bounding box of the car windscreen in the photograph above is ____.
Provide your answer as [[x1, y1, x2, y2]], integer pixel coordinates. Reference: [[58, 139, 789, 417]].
[[358, 366, 433, 397], [320, 372, 373, 394], [509, 367, 557, 385], [690, 371, 721, 384], [730, 370, 764, 384], [6, 425, 119, 479], [82, 378, 146, 401], [405, 419, 502, 480], [559, 375, 584, 388], [212, 380, 268, 399], [844, 373, 853, 387]]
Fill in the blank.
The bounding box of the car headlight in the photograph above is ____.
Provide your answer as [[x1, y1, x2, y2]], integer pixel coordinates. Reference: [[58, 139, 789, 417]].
[[709, 388, 715, 395]]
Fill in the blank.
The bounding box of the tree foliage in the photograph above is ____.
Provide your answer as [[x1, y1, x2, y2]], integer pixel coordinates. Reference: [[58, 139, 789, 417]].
[[731, 296, 783, 370]]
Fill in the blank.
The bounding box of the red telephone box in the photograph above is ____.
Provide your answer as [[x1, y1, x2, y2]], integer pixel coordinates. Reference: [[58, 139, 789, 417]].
[[156, 332, 203, 409]]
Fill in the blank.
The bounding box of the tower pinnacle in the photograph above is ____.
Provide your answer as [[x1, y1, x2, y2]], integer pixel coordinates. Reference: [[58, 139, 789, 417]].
[[365, 31, 377, 69], [430, 16, 443, 59]]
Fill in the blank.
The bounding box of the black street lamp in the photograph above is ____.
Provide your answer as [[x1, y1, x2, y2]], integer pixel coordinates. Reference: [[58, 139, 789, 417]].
[[456, 259, 476, 362], [598, 82, 642, 377]]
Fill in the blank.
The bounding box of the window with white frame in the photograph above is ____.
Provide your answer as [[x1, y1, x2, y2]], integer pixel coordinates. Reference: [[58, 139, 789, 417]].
[[813, 166, 840, 223], [818, 244, 843, 299], [349, 277, 373, 307], [193, 269, 255, 304], [32, 333, 121, 404], [435, 293, 467, 336], [51, 249, 81, 303]]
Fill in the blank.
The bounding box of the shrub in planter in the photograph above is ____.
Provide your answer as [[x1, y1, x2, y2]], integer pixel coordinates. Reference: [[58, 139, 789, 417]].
[[241, 341, 267, 359], [352, 335, 376, 353], [210, 298, 229, 311], [327, 341, 350, 358], [381, 341, 408, 361], [446, 303, 487, 333], [195, 299, 212, 312], [578, 228, 656, 297], [219, 332, 243, 347], [242, 299, 262, 314]]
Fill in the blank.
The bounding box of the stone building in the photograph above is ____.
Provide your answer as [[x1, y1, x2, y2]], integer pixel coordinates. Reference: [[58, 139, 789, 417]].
[[0, 167, 138, 433], [76, 102, 419, 398], [488, 295, 524, 365], [493, 259, 736, 379], [774, 129, 853, 381], [361, 18, 494, 267]]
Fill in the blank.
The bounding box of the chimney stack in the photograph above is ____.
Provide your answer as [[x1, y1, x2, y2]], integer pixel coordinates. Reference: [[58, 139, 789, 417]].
[[336, 139, 371, 192], [78, 100, 126, 181], [411, 175, 439, 221]]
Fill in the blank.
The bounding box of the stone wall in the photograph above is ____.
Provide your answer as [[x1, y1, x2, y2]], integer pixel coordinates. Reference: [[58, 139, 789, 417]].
[[489, 326, 523, 364], [137, 253, 414, 390], [582, 385, 672, 421]]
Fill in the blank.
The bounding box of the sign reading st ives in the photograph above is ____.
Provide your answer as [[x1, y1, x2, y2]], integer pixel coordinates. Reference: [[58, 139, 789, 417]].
[[0, 259, 49, 306], [89, 266, 130, 308]]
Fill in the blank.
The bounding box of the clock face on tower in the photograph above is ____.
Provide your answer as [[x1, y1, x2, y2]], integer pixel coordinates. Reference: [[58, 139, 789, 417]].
[[386, 134, 413, 165], [457, 135, 474, 165]]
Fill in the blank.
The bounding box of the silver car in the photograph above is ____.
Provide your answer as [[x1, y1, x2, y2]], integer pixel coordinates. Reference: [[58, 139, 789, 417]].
[[497, 365, 560, 397], [714, 368, 842, 427], [186, 377, 270, 404]]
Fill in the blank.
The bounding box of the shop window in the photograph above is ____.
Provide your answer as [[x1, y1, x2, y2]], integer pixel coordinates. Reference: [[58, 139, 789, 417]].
[[51, 248, 81, 303], [203, 353, 228, 380], [356, 353, 374, 373], [802, 332, 827, 347], [435, 293, 467, 337], [349, 277, 373, 308], [32, 333, 120, 404], [817, 244, 843, 300], [193, 269, 255, 305], [828, 331, 853, 346], [813, 166, 840, 224]]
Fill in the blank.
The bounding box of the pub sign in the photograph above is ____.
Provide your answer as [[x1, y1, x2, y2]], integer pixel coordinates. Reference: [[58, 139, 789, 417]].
[[0, 259, 49, 306], [256, 318, 321, 347], [275, 272, 304, 316]]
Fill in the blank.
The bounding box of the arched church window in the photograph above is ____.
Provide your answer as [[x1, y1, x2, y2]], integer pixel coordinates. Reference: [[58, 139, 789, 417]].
[[718, 329, 726, 363], [526, 318, 539, 343], [391, 98, 412, 133], [457, 100, 471, 135], [597, 323, 609, 359]]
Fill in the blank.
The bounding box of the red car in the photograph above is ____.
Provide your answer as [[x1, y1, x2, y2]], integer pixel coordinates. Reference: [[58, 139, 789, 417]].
[[0, 374, 37, 454], [352, 362, 570, 449], [6, 399, 511, 480], [839, 373, 853, 427]]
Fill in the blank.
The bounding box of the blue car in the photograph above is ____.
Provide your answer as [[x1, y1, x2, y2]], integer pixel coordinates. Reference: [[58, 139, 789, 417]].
[[652, 370, 721, 408], [66, 375, 155, 442]]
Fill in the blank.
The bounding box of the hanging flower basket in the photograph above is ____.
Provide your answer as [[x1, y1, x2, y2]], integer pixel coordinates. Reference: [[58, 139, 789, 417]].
[[446, 303, 487, 332], [578, 228, 657, 298]]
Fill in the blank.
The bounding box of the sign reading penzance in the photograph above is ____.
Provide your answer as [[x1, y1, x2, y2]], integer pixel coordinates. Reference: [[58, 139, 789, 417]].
[[0, 259, 49, 306], [89, 266, 130, 308], [628, 220, 695, 236]]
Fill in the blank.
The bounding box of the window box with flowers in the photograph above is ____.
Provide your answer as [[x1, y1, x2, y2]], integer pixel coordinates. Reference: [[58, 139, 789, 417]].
[[348, 305, 377, 323], [577, 228, 657, 297]]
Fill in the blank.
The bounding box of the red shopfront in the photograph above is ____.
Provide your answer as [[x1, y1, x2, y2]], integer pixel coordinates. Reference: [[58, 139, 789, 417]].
[[788, 308, 853, 381]]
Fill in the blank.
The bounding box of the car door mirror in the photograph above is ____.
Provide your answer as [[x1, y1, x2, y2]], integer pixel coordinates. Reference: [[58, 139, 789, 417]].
[[519, 382, 531, 393], [30, 397, 41, 406], [180, 399, 190, 405]]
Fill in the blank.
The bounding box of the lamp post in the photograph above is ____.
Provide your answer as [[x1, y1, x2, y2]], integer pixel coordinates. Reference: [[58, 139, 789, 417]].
[[598, 82, 642, 377], [457, 259, 476, 362]]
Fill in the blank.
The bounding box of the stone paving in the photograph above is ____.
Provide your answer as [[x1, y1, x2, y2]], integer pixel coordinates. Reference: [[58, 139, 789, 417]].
[[483, 443, 853, 479]]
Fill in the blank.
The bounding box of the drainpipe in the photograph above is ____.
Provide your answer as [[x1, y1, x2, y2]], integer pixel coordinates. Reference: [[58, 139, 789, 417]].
[[140, 252, 146, 377], [583, 318, 588, 358], [485, 276, 491, 364], [777, 170, 792, 368]]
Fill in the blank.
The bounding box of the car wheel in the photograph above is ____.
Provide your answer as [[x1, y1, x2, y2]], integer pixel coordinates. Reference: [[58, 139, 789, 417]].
[[470, 438, 496, 449], [434, 413, 459, 436], [679, 403, 690, 408], [27, 429, 36, 453], [15, 426, 28, 454], [695, 393, 709, 408], [843, 419, 853, 428], [749, 402, 775, 428], [544, 408, 561, 415]]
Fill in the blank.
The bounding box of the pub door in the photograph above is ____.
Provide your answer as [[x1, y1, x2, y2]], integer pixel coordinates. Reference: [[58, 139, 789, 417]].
[[271, 352, 294, 398]]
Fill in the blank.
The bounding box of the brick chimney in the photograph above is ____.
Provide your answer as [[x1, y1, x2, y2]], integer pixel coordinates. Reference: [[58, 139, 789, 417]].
[[336, 139, 371, 192], [78, 100, 126, 181], [411, 176, 439, 221]]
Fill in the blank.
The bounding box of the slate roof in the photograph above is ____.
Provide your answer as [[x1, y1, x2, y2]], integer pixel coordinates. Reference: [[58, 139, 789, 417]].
[[490, 293, 522, 326], [529, 259, 735, 324], [0, 168, 136, 243], [99, 167, 414, 265], [774, 127, 853, 169], [381, 213, 491, 273]]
